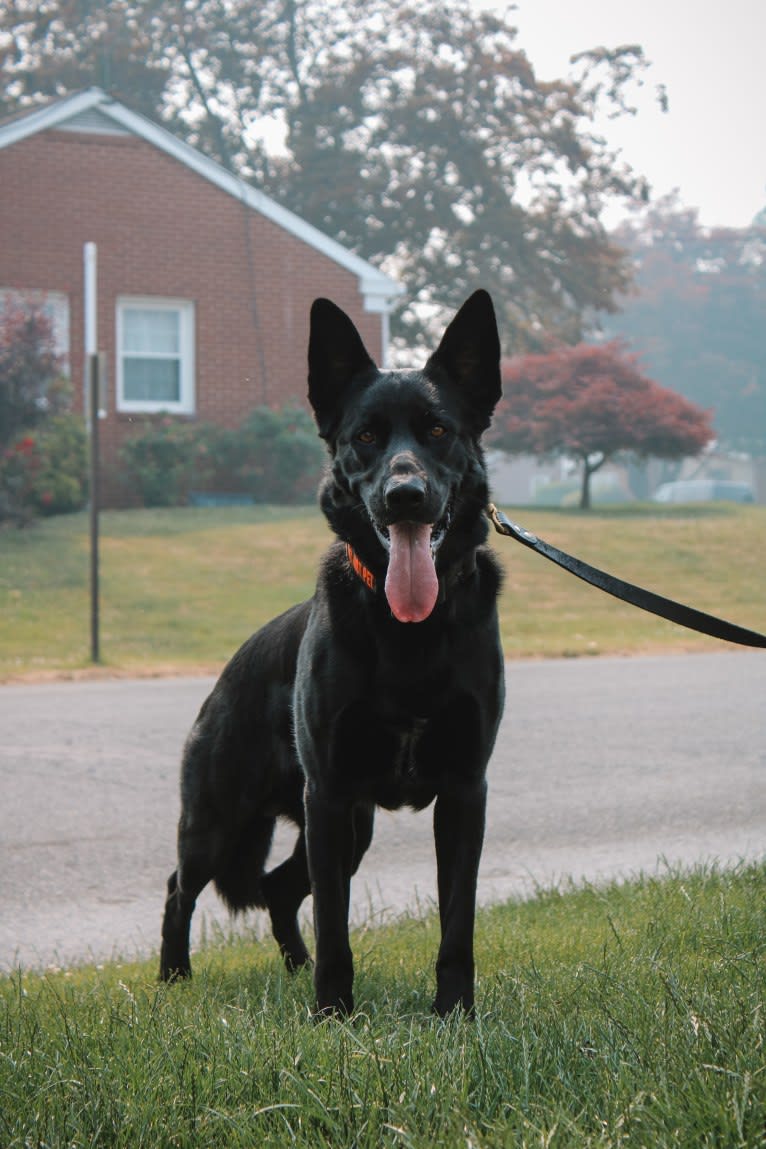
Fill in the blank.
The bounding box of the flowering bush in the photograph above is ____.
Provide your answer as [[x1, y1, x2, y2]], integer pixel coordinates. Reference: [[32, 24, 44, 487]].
[[0, 414, 88, 520], [0, 302, 66, 450], [0, 298, 83, 523]]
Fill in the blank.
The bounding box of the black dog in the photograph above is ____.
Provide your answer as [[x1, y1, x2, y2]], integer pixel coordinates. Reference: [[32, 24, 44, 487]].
[[160, 290, 505, 1016]]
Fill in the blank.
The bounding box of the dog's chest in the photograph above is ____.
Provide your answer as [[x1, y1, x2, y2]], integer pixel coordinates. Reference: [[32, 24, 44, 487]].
[[390, 716, 428, 778], [338, 706, 438, 809]]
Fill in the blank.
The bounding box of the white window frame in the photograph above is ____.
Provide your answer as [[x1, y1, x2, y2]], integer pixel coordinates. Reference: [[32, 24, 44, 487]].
[[116, 296, 195, 414]]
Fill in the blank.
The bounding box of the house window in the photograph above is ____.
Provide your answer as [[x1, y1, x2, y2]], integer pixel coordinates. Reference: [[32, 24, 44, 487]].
[[116, 297, 195, 413]]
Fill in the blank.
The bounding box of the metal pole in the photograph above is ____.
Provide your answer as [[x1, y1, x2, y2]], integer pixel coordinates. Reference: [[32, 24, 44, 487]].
[[84, 243, 100, 664], [88, 351, 100, 663], [380, 308, 391, 369]]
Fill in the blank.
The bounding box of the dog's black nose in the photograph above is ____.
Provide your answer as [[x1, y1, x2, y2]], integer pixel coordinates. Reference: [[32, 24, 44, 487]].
[[385, 475, 427, 516]]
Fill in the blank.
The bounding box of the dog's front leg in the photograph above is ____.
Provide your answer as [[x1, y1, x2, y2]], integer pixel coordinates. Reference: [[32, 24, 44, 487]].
[[432, 779, 487, 1016], [304, 781, 356, 1016]]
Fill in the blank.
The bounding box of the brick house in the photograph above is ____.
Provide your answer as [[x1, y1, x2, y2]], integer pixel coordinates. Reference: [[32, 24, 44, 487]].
[[0, 88, 402, 504]]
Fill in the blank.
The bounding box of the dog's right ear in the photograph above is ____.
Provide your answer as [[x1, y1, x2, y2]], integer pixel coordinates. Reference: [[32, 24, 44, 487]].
[[308, 299, 377, 438]]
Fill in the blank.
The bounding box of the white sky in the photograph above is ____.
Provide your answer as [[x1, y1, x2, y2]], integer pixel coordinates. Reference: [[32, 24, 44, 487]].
[[503, 0, 766, 228]]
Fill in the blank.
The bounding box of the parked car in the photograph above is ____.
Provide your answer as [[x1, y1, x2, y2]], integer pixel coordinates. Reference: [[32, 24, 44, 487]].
[[652, 479, 754, 504]]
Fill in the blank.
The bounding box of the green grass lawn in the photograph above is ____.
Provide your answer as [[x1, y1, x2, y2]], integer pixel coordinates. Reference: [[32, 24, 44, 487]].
[[1, 503, 765, 678], [2, 864, 764, 1148]]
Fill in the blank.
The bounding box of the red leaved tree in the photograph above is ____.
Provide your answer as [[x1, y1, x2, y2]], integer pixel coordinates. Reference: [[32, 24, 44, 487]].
[[492, 341, 713, 508]]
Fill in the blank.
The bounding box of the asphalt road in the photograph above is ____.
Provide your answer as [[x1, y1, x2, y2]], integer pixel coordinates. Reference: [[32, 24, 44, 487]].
[[1, 651, 764, 972]]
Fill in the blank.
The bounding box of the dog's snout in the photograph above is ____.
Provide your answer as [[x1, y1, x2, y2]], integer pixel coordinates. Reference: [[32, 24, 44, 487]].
[[385, 474, 427, 516]]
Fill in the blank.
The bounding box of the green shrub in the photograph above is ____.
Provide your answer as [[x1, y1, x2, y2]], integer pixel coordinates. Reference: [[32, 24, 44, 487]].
[[0, 413, 88, 520], [532, 479, 581, 507], [120, 408, 324, 507], [232, 406, 324, 503], [120, 418, 222, 507]]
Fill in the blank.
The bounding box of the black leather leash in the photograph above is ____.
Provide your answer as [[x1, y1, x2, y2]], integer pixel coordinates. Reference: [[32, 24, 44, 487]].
[[487, 504, 766, 649]]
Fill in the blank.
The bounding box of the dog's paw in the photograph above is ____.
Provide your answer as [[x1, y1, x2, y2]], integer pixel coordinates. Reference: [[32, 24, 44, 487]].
[[159, 963, 192, 983], [431, 991, 475, 1019], [312, 998, 354, 1023], [283, 950, 313, 974], [313, 983, 354, 1020], [272, 926, 312, 974]]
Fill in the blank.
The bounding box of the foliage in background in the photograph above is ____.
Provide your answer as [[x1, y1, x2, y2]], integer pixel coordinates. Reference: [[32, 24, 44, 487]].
[[0, 414, 88, 521], [229, 406, 325, 503], [120, 407, 325, 507], [119, 417, 220, 507], [0, 301, 65, 448], [608, 196, 766, 456], [493, 341, 713, 508], [0, 0, 657, 348], [0, 300, 85, 522]]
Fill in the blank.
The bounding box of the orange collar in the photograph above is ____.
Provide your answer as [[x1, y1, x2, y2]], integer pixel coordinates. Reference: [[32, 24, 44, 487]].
[[346, 543, 376, 591]]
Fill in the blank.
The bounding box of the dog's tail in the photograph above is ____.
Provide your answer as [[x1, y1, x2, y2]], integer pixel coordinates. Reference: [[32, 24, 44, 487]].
[[213, 816, 275, 912]]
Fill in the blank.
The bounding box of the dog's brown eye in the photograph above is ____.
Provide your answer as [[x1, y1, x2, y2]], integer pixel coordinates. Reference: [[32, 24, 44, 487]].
[[357, 429, 376, 445], [429, 424, 447, 439]]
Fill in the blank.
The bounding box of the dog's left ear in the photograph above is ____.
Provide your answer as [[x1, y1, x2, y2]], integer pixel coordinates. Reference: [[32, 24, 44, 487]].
[[425, 290, 502, 433], [308, 299, 377, 438]]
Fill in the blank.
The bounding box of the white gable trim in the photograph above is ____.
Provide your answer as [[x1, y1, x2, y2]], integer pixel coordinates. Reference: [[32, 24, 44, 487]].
[[0, 88, 403, 313], [0, 90, 109, 145]]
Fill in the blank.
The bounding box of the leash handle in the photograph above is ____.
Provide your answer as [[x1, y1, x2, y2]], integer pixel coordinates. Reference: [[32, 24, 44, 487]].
[[487, 504, 766, 649]]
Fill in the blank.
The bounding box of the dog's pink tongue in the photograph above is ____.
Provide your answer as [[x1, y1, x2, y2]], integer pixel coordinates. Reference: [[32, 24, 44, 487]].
[[384, 522, 438, 623]]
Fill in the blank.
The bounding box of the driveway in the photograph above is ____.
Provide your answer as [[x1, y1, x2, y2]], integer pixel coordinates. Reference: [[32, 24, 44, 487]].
[[1, 651, 764, 971]]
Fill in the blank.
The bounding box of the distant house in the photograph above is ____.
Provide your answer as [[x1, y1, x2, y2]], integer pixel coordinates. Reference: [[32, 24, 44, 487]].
[[0, 88, 402, 504]]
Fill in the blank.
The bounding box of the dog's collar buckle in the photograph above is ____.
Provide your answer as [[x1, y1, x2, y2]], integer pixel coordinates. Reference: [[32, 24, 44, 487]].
[[346, 544, 377, 591]]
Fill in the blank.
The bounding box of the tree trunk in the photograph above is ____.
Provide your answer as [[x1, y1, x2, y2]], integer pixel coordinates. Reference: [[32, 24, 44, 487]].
[[579, 454, 606, 509], [579, 461, 592, 509]]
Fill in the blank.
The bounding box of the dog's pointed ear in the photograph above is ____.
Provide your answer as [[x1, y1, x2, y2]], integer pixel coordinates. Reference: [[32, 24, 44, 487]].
[[308, 299, 377, 438], [425, 290, 502, 432]]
